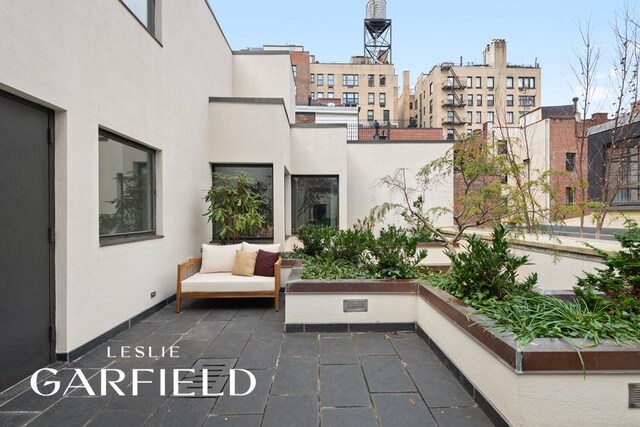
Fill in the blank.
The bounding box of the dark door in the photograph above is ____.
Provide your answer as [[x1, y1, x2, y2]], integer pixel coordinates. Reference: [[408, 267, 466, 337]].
[[0, 91, 54, 392]]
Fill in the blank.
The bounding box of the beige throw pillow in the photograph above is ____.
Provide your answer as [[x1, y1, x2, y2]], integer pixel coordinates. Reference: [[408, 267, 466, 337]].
[[232, 250, 258, 277], [200, 243, 242, 273]]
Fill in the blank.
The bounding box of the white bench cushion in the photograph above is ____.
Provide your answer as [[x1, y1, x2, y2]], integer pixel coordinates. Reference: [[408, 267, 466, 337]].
[[181, 273, 274, 293], [201, 243, 242, 273]]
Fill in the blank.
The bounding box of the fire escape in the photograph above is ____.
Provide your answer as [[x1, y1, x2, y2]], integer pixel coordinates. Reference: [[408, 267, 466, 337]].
[[440, 63, 467, 140]]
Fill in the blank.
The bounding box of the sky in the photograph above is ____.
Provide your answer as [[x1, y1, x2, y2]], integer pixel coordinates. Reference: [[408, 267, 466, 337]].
[[208, 0, 636, 114]]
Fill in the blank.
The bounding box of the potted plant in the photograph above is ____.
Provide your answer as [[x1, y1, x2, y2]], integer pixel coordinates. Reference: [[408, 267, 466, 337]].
[[204, 172, 266, 244]]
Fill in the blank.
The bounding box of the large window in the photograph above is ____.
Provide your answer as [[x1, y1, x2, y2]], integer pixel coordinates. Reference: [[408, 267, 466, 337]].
[[566, 153, 576, 171], [368, 74, 375, 87], [292, 176, 339, 232], [317, 74, 324, 86], [212, 164, 273, 240], [518, 77, 536, 89], [99, 130, 155, 241], [506, 77, 514, 89], [327, 74, 335, 87], [380, 75, 387, 87], [368, 93, 375, 105], [487, 77, 495, 89], [379, 93, 386, 107], [342, 92, 359, 106], [343, 74, 358, 87], [487, 94, 495, 107], [122, 0, 156, 34], [519, 96, 536, 107]]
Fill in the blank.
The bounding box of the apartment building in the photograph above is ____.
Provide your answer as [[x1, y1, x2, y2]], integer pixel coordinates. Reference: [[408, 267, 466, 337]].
[[308, 59, 398, 124], [412, 39, 542, 139]]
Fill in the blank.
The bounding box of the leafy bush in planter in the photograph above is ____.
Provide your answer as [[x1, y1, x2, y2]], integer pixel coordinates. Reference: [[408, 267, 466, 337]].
[[295, 224, 337, 258], [297, 224, 427, 280], [575, 220, 640, 317], [445, 225, 537, 302]]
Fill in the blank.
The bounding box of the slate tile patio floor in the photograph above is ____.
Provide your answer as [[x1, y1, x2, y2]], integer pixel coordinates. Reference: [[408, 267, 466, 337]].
[[0, 296, 494, 427]]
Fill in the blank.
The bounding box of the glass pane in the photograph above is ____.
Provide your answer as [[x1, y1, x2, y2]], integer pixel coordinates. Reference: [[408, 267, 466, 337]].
[[123, 0, 150, 27], [292, 176, 339, 232], [99, 134, 153, 236], [212, 165, 274, 239]]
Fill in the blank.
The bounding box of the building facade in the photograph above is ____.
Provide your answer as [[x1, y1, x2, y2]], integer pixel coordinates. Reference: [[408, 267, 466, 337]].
[[412, 40, 542, 140]]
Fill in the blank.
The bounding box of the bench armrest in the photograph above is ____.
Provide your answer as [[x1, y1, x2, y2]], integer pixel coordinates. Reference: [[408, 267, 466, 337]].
[[274, 257, 282, 292], [177, 257, 202, 286]]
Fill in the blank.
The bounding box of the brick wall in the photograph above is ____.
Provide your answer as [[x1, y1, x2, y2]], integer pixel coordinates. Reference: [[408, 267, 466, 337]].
[[358, 127, 443, 141], [291, 51, 310, 106], [295, 112, 315, 124]]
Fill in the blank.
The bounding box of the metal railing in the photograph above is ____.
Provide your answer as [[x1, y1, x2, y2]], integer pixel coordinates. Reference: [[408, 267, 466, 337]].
[[347, 119, 421, 141]]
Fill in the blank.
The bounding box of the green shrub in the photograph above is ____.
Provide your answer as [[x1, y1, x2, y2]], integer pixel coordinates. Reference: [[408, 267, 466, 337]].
[[295, 224, 337, 258], [446, 225, 537, 302], [365, 225, 427, 279], [325, 228, 375, 264], [301, 257, 370, 280], [478, 293, 640, 347], [575, 220, 640, 317]]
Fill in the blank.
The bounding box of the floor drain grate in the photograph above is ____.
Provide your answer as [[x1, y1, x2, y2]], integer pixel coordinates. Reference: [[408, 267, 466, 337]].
[[173, 358, 237, 398]]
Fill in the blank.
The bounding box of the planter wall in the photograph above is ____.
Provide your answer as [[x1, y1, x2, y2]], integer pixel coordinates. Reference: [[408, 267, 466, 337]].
[[417, 286, 640, 426]]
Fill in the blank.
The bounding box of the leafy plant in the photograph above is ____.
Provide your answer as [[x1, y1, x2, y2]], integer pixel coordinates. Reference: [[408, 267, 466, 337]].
[[477, 293, 640, 347], [301, 257, 370, 280], [325, 228, 375, 264], [204, 172, 266, 244], [446, 225, 537, 302], [575, 220, 640, 317], [364, 226, 427, 279], [99, 170, 150, 235], [295, 224, 338, 258]]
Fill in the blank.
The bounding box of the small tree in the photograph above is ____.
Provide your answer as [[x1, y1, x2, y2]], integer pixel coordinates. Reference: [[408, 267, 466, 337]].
[[204, 172, 266, 244]]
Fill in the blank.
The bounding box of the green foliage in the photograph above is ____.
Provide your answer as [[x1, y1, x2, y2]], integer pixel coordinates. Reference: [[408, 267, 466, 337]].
[[295, 224, 338, 258], [99, 170, 149, 235], [301, 258, 371, 280], [297, 224, 427, 280], [366, 226, 427, 279], [445, 225, 537, 302], [204, 172, 266, 244], [575, 220, 640, 317], [477, 293, 640, 347]]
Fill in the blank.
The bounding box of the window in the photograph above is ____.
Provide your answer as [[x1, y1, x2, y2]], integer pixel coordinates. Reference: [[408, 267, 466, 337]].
[[518, 77, 536, 89], [310, 92, 315, 100], [327, 92, 334, 99], [213, 164, 273, 240], [476, 77, 482, 88], [380, 75, 386, 87], [429, 82, 433, 94], [368, 93, 375, 105], [310, 73, 315, 84], [566, 153, 576, 171], [429, 99, 433, 114], [467, 94, 473, 107], [429, 116, 433, 127], [506, 111, 514, 124], [317, 92, 324, 99], [327, 74, 335, 87], [99, 129, 155, 241], [476, 112, 482, 124], [122, 0, 157, 35], [446, 76, 454, 87], [467, 76, 473, 88], [342, 92, 359, 105], [487, 111, 494, 123], [507, 94, 514, 107], [368, 74, 375, 87], [506, 77, 514, 89], [367, 110, 374, 122], [467, 111, 473, 124], [292, 65, 297, 78], [379, 93, 386, 107], [292, 176, 339, 232], [477, 95, 483, 107], [487, 94, 494, 107], [317, 74, 324, 86], [383, 110, 390, 122], [342, 74, 358, 87], [487, 77, 494, 89], [447, 111, 455, 122], [519, 96, 536, 107], [467, 129, 473, 136], [566, 187, 575, 205]]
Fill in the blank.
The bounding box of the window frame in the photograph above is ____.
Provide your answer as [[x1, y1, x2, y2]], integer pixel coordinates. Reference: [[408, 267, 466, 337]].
[[566, 152, 577, 171], [506, 94, 514, 107], [368, 93, 375, 105], [379, 93, 386, 107], [487, 77, 495, 89], [98, 128, 158, 245], [476, 94, 483, 107], [119, 0, 160, 44], [310, 73, 315, 84], [379, 75, 386, 87], [291, 175, 339, 233], [487, 94, 495, 107], [368, 74, 375, 87], [317, 73, 324, 86], [476, 76, 482, 89], [506, 77, 514, 89], [327, 74, 335, 87]]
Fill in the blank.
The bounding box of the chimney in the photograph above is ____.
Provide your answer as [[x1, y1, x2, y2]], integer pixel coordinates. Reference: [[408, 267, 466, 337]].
[[573, 97, 580, 120], [590, 113, 609, 125]]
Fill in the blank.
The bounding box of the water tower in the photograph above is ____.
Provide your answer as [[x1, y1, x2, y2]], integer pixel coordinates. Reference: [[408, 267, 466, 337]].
[[364, 0, 391, 64]]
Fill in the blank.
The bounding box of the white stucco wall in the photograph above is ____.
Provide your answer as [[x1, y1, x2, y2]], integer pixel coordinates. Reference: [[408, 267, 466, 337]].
[[208, 101, 292, 246], [290, 125, 349, 232], [417, 297, 640, 427], [346, 142, 453, 229], [285, 294, 417, 324], [232, 53, 296, 121]]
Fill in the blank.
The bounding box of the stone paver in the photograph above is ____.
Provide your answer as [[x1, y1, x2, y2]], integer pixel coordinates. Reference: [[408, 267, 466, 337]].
[[0, 296, 495, 426]]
